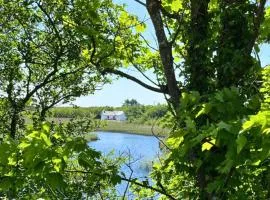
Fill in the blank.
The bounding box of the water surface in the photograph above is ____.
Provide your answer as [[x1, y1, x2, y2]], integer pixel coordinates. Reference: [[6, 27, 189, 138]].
[[88, 131, 160, 196]]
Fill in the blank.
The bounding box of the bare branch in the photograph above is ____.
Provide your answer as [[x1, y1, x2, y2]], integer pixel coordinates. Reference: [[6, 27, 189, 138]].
[[134, 0, 146, 7], [170, 24, 181, 45], [150, 120, 171, 151], [164, 18, 172, 37], [139, 33, 158, 51], [122, 151, 134, 200], [36, 2, 63, 51], [130, 60, 160, 87], [102, 68, 168, 94], [121, 177, 176, 200]]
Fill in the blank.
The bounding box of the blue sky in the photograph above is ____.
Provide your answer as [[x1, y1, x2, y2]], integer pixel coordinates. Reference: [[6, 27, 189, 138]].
[[71, 1, 270, 107]]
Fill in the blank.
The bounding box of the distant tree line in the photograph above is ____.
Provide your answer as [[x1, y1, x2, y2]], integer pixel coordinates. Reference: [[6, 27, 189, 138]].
[[50, 99, 167, 124]]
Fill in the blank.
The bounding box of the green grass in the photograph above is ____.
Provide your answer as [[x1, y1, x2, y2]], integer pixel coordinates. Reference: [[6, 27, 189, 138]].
[[97, 120, 169, 136], [25, 117, 169, 137]]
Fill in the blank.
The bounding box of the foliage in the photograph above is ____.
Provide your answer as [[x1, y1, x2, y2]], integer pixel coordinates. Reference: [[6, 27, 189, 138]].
[[145, 67, 270, 199], [0, 1, 128, 197], [51, 106, 113, 119], [98, 120, 168, 136], [50, 103, 168, 125], [0, 0, 113, 138], [0, 122, 122, 199], [84, 132, 99, 141], [0, 0, 269, 199], [122, 99, 141, 107]]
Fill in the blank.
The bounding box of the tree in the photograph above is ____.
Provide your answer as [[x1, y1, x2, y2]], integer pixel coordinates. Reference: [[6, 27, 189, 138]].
[[0, 0, 269, 199], [122, 99, 143, 121], [0, 0, 111, 138], [0, 0, 123, 198], [74, 0, 270, 198], [123, 99, 141, 106]]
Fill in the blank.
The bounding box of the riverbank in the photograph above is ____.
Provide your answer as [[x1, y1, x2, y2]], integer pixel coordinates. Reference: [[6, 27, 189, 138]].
[[98, 121, 169, 137], [84, 132, 99, 141], [25, 117, 169, 137]]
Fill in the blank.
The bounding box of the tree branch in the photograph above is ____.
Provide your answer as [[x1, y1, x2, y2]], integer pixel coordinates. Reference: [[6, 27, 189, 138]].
[[65, 168, 176, 199], [130, 60, 160, 87], [246, 0, 267, 55], [134, 0, 146, 7], [36, 2, 63, 51], [102, 68, 168, 94], [139, 33, 158, 51], [121, 177, 176, 200]]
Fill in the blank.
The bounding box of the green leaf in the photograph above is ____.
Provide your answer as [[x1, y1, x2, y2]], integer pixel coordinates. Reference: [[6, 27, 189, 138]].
[[46, 173, 65, 190], [167, 136, 184, 148], [8, 155, 17, 166], [52, 133, 62, 139], [206, 179, 223, 193], [0, 177, 13, 191], [40, 133, 52, 147], [135, 23, 146, 32], [185, 117, 196, 132], [171, 0, 182, 12], [52, 158, 62, 172], [252, 160, 261, 166], [42, 123, 50, 133], [236, 135, 247, 154], [217, 121, 231, 132], [196, 103, 212, 118], [218, 159, 234, 174], [215, 92, 224, 102], [202, 139, 215, 151], [263, 128, 270, 135], [111, 175, 122, 185], [242, 120, 254, 131], [18, 141, 30, 149]]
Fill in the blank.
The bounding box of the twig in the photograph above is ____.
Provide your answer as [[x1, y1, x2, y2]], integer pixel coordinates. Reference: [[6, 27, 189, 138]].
[[151, 120, 171, 151], [134, 0, 146, 7], [122, 154, 134, 200], [121, 177, 176, 200], [65, 169, 176, 200], [139, 33, 158, 51]]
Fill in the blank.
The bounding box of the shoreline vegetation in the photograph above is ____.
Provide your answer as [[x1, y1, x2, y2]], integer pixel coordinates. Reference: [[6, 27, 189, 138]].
[[26, 118, 169, 141], [97, 120, 169, 137], [79, 120, 169, 142], [84, 132, 99, 141], [44, 118, 169, 137]]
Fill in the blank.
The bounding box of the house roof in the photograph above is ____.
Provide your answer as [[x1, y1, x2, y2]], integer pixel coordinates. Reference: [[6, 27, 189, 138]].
[[102, 111, 125, 116]]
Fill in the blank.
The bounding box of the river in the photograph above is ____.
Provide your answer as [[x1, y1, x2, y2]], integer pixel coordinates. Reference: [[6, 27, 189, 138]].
[[88, 131, 161, 197]]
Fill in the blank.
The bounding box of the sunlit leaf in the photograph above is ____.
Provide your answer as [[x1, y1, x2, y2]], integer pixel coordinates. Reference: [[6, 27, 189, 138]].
[[202, 139, 215, 151]]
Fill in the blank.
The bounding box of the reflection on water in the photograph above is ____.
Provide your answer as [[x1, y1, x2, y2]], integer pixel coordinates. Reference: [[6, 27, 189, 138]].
[[88, 131, 160, 196]]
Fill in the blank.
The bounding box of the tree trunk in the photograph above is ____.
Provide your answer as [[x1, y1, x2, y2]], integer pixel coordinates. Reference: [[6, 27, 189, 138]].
[[10, 111, 19, 139], [40, 108, 47, 122], [146, 0, 180, 110], [186, 0, 212, 94]]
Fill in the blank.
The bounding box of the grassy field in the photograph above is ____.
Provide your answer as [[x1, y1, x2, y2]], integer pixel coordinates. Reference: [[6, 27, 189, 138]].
[[98, 120, 169, 136], [25, 117, 169, 137]]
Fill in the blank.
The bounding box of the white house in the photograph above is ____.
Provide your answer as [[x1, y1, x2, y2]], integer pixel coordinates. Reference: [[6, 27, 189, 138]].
[[100, 111, 127, 121]]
